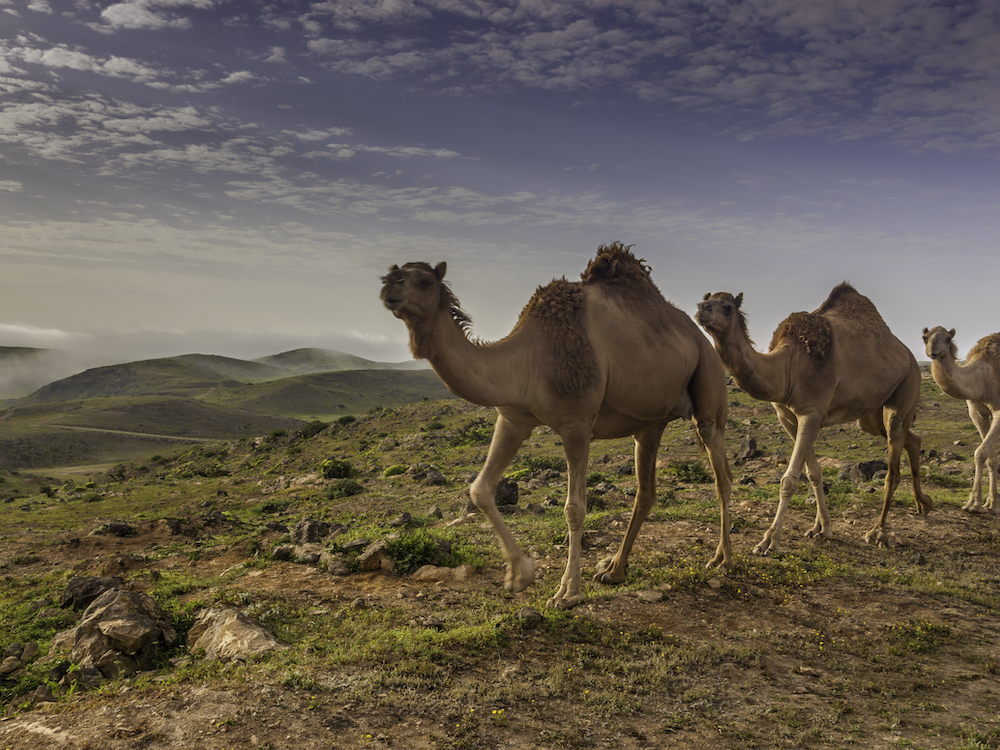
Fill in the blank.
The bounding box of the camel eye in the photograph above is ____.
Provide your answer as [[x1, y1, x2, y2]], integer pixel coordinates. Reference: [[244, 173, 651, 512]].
[[722, 304, 732, 315]]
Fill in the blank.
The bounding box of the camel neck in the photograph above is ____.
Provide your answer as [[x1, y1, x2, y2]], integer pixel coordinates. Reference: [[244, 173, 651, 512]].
[[930, 356, 983, 402], [413, 308, 520, 407], [712, 327, 791, 404]]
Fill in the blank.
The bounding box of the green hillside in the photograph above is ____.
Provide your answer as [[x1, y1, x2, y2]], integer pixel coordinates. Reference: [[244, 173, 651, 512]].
[[0, 350, 453, 470], [21, 355, 288, 403], [254, 347, 425, 374], [202, 369, 456, 420]]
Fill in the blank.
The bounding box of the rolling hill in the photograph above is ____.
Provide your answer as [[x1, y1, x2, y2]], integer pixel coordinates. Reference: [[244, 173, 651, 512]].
[[0, 348, 450, 469]]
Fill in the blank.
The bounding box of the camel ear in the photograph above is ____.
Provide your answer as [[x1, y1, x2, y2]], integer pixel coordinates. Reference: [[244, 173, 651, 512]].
[[922, 327, 929, 335], [434, 262, 447, 281], [702, 293, 710, 301], [734, 293, 743, 308], [949, 328, 956, 338]]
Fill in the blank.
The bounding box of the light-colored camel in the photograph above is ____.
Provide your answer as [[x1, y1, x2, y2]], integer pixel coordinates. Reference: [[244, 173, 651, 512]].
[[696, 283, 932, 554], [922, 326, 1000, 513], [380, 242, 733, 609]]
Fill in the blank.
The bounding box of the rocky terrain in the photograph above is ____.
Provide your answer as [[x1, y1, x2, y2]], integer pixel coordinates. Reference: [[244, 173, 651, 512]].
[[1, 383, 999, 749]]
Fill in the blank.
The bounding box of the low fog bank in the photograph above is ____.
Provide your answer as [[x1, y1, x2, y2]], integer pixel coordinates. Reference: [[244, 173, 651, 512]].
[[0, 327, 415, 399]]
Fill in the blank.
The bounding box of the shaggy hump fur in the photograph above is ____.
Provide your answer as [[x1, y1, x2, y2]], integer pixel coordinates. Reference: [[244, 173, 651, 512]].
[[517, 278, 596, 398], [968, 333, 1000, 377], [580, 241, 652, 286], [770, 312, 833, 360]]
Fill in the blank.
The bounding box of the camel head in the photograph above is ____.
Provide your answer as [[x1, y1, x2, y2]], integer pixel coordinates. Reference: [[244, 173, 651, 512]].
[[380, 261, 448, 320], [922, 326, 957, 362], [696, 291, 744, 336]]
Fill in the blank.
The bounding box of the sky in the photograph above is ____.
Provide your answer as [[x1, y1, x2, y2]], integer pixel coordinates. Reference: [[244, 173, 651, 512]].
[[2, 0, 999, 388]]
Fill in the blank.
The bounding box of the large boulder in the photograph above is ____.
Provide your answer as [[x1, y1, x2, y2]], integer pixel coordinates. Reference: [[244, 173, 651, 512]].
[[186, 608, 286, 661], [57, 576, 125, 610], [49, 589, 177, 680]]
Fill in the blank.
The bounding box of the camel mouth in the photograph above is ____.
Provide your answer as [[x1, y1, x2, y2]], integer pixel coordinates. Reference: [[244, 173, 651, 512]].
[[381, 295, 405, 312]]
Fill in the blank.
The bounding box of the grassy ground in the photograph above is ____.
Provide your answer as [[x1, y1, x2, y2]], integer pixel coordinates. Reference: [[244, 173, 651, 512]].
[[2, 375, 1000, 748]]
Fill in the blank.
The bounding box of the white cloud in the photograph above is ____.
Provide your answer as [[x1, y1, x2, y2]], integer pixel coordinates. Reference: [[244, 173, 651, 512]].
[[98, 0, 215, 31], [26, 0, 53, 14], [0, 180, 22, 192]]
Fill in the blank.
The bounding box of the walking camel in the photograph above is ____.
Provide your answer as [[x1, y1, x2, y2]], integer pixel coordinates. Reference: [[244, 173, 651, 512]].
[[922, 326, 1000, 513], [380, 242, 733, 609], [696, 283, 932, 554]]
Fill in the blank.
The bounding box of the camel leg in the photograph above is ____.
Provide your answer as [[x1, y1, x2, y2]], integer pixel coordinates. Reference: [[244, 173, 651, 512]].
[[972, 408, 1000, 514], [965, 404, 996, 513], [864, 409, 907, 547], [695, 413, 734, 569], [469, 415, 536, 593], [987, 415, 1000, 512], [803, 448, 833, 540], [547, 422, 593, 610], [594, 423, 665, 585], [754, 410, 822, 556], [904, 430, 933, 515]]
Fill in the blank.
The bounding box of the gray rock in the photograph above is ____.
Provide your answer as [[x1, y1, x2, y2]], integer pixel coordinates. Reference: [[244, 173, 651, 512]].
[[358, 540, 392, 572], [49, 589, 176, 681], [58, 576, 125, 610], [20, 642, 38, 662], [186, 607, 286, 661], [0, 656, 21, 675], [290, 518, 332, 545], [734, 435, 759, 466], [496, 477, 519, 506]]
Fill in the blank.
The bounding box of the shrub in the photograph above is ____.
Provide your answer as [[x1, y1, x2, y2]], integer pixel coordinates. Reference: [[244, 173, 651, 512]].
[[449, 417, 494, 446], [383, 465, 408, 478], [336, 415, 356, 426], [298, 420, 328, 439], [326, 479, 363, 499], [385, 530, 452, 573], [321, 459, 355, 479], [664, 459, 710, 483]]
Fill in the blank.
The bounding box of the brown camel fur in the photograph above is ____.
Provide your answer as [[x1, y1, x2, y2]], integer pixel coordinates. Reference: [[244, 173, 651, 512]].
[[380, 242, 733, 609], [696, 283, 932, 554], [922, 327, 1000, 512]]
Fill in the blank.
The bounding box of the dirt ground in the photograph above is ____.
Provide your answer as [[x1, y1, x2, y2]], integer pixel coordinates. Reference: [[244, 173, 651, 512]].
[[3, 479, 1000, 750]]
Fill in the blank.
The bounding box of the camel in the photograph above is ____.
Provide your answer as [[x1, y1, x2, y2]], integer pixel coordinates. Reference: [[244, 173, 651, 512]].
[[696, 283, 932, 554], [922, 326, 1000, 513], [380, 242, 733, 610]]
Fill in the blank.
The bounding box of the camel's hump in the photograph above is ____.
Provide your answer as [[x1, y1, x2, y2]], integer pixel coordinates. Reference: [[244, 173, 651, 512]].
[[580, 241, 652, 286], [967, 333, 1000, 373], [814, 282, 884, 321], [770, 312, 833, 360]]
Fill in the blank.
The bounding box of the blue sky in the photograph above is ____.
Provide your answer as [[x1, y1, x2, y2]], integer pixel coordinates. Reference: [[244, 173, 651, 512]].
[[2, 0, 999, 383]]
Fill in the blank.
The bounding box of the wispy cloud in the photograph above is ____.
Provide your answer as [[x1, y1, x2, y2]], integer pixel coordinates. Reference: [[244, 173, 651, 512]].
[[97, 0, 215, 31]]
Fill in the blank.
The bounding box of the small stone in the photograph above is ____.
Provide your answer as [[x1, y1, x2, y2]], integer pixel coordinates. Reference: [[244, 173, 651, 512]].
[[0, 656, 21, 675], [516, 607, 543, 626], [637, 589, 664, 603]]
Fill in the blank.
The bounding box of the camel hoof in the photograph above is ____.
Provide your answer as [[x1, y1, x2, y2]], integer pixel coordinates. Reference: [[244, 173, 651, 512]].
[[546, 594, 585, 610], [594, 556, 627, 585], [863, 528, 890, 548], [503, 557, 536, 593]]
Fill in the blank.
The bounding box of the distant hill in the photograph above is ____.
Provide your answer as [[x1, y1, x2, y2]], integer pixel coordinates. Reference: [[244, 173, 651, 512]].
[[20, 349, 427, 405], [255, 348, 425, 374], [0, 348, 451, 469]]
